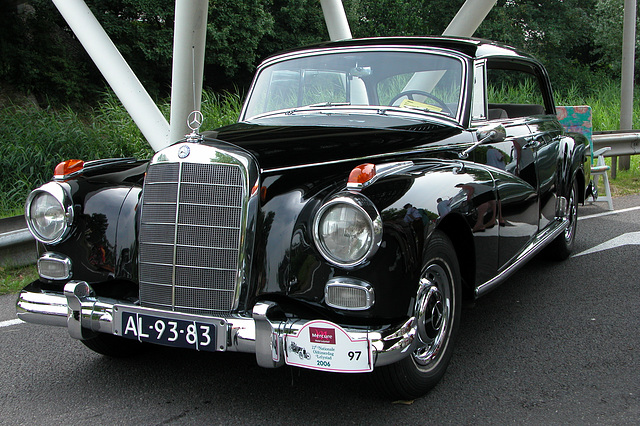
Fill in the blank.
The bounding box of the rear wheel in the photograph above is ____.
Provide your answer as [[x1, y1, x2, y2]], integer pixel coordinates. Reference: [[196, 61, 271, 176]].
[[372, 230, 461, 400], [81, 333, 147, 357], [545, 180, 578, 260]]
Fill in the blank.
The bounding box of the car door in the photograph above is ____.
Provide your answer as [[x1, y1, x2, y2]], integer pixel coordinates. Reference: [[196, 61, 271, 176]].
[[526, 118, 563, 230], [480, 121, 539, 268], [472, 57, 558, 269]]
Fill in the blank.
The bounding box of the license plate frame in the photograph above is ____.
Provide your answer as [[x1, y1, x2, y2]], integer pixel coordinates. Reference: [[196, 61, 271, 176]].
[[113, 305, 227, 352]]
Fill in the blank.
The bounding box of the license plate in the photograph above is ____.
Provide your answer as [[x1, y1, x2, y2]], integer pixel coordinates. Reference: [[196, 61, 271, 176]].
[[116, 308, 223, 352], [284, 320, 372, 373]]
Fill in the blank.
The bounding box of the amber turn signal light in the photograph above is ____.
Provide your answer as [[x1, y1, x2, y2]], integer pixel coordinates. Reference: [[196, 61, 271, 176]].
[[348, 163, 376, 186], [54, 159, 84, 179]]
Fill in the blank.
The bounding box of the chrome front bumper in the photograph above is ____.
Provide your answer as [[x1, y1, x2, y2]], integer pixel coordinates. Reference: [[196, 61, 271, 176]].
[[16, 281, 419, 370]]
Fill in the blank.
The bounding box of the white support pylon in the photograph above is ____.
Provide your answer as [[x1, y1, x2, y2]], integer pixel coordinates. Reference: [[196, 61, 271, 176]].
[[50, 0, 170, 152], [443, 0, 498, 37], [320, 0, 352, 41], [169, 0, 209, 144]]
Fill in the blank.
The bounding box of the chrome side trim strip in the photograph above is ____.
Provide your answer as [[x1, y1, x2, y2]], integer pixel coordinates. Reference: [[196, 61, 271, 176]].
[[347, 161, 414, 191], [474, 218, 569, 298], [262, 144, 468, 174]]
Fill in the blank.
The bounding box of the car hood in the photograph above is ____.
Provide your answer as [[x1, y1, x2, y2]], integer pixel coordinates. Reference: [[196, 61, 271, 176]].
[[204, 116, 466, 171]]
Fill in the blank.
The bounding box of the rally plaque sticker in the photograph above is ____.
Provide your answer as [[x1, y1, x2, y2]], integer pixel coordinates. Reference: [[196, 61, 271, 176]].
[[284, 320, 372, 373]]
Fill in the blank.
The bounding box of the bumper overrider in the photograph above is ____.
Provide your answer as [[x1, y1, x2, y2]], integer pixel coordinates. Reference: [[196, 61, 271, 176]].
[[16, 281, 420, 373]]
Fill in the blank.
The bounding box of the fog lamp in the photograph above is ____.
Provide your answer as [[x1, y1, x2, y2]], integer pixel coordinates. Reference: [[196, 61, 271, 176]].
[[37, 252, 72, 280], [325, 277, 374, 311]]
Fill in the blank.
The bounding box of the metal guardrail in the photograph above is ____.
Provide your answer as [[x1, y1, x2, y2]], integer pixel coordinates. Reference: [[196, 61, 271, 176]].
[[592, 130, 640, 178], [0, 216, 36, 267], [593, 130, 640, 157]]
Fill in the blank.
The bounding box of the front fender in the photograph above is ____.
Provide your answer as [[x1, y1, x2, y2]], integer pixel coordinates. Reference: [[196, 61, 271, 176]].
[[360, 161, 498, 311], [33, 160, 147, 291]]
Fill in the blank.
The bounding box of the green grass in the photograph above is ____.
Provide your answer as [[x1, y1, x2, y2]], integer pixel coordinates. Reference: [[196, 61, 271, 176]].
[[0, 265, 38, 295], [0, 90, 242, 217], [599, 156, 640, 197]]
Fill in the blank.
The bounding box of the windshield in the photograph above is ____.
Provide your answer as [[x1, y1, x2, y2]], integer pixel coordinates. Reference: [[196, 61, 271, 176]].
[[242, 50, 465, 121]]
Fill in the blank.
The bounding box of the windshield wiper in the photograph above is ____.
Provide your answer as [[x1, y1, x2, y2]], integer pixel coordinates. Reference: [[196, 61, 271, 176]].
[[304, 102, 351, 108], [393, 105, 452, 117]]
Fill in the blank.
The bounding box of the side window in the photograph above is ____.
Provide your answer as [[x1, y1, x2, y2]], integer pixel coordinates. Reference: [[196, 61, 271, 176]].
[[486, 63, 547, 119], [471, 61, 486, 121]]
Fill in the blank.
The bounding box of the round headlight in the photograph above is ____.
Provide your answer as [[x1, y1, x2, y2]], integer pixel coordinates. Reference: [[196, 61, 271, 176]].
[[25, 183, 73, 244], [313, 193, 382, 268]]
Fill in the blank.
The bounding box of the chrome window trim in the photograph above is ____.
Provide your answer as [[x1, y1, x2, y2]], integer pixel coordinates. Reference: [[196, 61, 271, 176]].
[[471, 59, 487, 121], [241, 45, 469, 125]]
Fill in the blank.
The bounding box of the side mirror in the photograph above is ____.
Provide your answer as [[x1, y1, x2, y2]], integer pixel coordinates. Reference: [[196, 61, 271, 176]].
[[477, 124, 506, 143], [459, 125, 507, 159]]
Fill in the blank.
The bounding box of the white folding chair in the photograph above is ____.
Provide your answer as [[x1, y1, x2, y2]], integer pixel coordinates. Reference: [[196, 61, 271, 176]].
[[589, 147, 613, 210]]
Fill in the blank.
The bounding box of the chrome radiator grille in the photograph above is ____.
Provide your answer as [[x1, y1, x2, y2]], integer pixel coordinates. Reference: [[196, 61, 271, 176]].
[[139, 160, 246, 316]]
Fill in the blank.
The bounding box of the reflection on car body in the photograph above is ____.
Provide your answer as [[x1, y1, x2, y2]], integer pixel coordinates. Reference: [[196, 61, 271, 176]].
[[17, 37, 589, 400]]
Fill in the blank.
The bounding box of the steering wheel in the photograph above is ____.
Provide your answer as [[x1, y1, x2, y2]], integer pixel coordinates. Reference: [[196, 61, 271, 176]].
[[388, 90, 452, 115]]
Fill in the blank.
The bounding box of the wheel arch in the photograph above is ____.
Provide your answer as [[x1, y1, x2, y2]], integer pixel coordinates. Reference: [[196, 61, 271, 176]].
[[574, 165, 586, 204], [435, 213, 475, 301]]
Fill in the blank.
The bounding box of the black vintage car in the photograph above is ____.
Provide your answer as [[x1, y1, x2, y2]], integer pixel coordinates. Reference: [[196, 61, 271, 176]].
[[17, 37, 588, 400]]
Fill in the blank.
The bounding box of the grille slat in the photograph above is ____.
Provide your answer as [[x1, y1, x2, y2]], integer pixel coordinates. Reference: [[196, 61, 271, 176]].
[[139, 159, 246, 316]]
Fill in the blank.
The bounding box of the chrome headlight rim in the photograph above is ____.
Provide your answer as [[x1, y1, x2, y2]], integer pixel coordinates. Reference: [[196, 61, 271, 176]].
[[312, 192, 383, 269], [25, 182, 74, 244]]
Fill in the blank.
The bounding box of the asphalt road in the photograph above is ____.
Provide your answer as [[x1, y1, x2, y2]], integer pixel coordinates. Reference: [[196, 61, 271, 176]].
[[1, 196, 639, 425]]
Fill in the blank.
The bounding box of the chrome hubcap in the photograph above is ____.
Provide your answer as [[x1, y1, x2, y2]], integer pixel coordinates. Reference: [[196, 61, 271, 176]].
[[414, 263, 451, 366], [564, 185, 577, 242]]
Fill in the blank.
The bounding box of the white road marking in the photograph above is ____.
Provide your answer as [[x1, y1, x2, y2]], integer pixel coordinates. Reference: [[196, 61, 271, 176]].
[[573, 231, 640, 257], [579, 205, 640, 221], [0, 319, 24, 328]]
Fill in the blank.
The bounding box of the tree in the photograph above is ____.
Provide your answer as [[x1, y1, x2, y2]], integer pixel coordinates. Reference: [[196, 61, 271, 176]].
[[592, 0, 640, 80], [347, 0, 463, 37], [0, 0, 100, 104], [476, 0, 599, 92], [1, 0, 630, 105], [205, 0, 274, 91]]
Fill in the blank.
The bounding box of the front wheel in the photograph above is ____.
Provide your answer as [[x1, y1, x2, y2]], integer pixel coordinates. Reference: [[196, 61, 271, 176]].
[[371, 230, 461, 400]]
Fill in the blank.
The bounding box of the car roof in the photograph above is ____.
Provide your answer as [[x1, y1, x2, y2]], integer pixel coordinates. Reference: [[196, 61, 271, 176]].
[[264, 36, 537, 63]]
